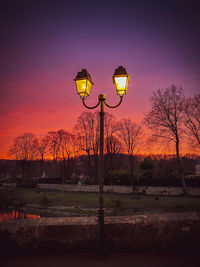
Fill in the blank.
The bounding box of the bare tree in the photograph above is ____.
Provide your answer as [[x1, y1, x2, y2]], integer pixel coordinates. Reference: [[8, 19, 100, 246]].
[[144, 85, 186, 194], [47, 131, 60, 161], [57, 129, 79, 181], [183, 95, 200, 152], [45, 130, 62, 177], [8, 132, 38, 179], [105, 135, 122, 174], [46, 129, 79, 181], [104, 113, 122, 174], [74, 111, 99, 180], [74, 111, 121, 180], [117, 119, 143, 193], [104, 113, 118, 152], [37, 134, 49, 176]]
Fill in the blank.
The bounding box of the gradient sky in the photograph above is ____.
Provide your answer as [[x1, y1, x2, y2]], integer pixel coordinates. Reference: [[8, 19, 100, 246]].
[[0, 0, 200, 158]]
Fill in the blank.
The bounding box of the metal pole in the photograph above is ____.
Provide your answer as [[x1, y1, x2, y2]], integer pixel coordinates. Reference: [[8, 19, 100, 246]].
[[82, 93, 123, 257], [97, 94, 105, 257]]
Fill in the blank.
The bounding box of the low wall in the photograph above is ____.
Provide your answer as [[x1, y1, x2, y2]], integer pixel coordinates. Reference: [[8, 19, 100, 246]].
[[0, 213, 200, 254], [37, 184, 200, 195]]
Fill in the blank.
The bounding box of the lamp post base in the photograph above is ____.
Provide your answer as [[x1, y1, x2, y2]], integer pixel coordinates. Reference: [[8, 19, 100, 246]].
[[97, 208, 105, 258]]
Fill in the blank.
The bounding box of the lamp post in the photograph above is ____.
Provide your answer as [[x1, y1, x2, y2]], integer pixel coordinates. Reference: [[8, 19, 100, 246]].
[[74, 66, 129, 257]]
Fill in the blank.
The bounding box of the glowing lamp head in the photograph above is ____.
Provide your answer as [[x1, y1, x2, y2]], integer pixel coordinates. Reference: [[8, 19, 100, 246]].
[[74, 69, 94, 99], [113, 66, 129, 96]]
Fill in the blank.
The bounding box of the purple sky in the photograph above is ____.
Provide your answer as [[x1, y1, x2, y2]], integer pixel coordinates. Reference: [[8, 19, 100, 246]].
[[0, 0, 200, 158]]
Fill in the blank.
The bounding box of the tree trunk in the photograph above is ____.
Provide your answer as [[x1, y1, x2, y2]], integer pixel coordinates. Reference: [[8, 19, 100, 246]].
[[176, 139, 187, 195], [40, 154, 44, 177], [94, 153, 99, 179], [86, 150, 92, 184], [67, 157, 75, 180], [20, 160, 26, 180], [53, 159, 58, 177], [129, 154, 135, 195], [61, 158, 67, 183]]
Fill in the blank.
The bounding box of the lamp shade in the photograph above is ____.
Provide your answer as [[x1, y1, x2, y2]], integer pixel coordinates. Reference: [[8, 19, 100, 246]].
[[74, 69, 94, 98], [113, 66, 129, 96]]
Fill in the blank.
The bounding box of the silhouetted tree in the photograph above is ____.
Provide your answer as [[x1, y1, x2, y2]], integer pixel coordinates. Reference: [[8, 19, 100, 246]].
[[183, 95, 200, 152], [46, 129, 79, 181], [144, 85, 186, 194], [105, 135, 122, 171], [57, 129, 79, 181], [47, 131, 60, 161], [37, 134, 49, 176], [117, 119, 143, 193], [8, 132, 38, 179], [46, 130, 61, 177], [74, 111, 99, 180], [104, 113, 122, 174]]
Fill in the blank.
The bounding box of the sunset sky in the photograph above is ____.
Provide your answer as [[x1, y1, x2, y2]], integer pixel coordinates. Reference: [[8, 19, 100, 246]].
[[0, 0, 200, 158]]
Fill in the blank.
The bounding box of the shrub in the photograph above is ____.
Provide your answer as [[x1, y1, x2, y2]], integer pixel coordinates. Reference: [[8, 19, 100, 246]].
[[140, 157, 153, 171], [105, 169, 131, 186]]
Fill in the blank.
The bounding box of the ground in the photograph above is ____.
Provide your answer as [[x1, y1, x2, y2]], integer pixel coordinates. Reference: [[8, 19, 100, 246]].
[[1, 187, 200, 217]]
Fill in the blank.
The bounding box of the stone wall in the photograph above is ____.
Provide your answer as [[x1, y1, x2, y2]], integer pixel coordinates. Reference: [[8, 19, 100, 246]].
[[37, 184, 200, 195], [0, 213, 200, 254]]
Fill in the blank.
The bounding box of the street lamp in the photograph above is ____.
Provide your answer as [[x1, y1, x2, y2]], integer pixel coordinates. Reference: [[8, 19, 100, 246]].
[[74, 66, 129, 257]]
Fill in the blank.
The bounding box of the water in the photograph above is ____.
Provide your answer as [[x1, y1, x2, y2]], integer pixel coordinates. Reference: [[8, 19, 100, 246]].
[[0, 210, 40, 222]]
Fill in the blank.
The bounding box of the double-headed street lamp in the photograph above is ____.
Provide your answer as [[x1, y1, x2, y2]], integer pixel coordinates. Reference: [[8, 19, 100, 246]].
[[74, 66, 129, 257]]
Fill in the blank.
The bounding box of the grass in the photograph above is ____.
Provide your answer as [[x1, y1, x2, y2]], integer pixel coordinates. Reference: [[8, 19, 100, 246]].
[[1, 188, 200, 216], [15, 189, 100, 208]]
